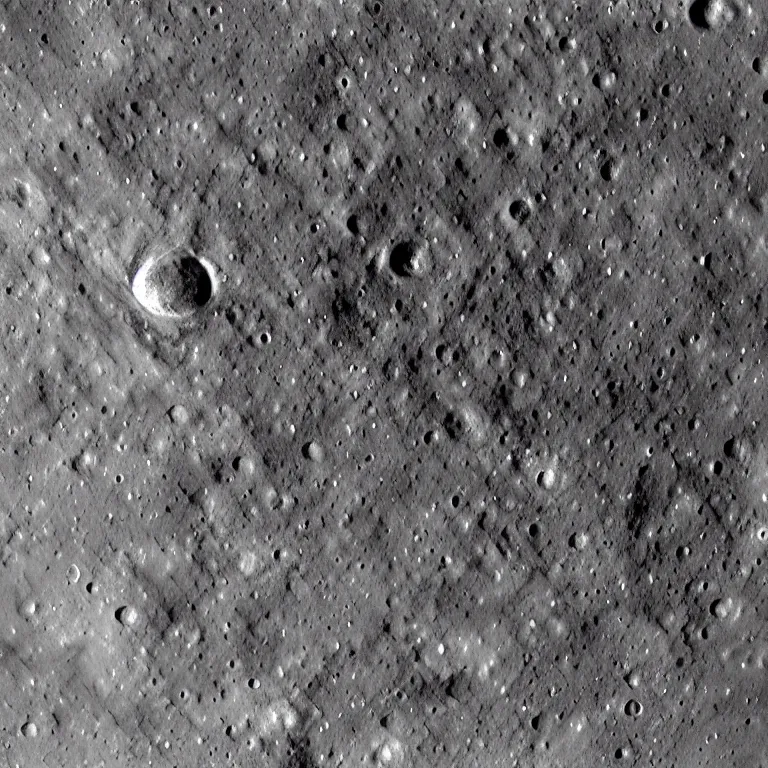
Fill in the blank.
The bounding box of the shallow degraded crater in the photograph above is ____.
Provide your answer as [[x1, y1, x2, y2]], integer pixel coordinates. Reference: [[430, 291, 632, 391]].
[[130, 245, 216, 319]]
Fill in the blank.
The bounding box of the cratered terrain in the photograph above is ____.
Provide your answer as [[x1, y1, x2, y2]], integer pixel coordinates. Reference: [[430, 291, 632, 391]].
[[1, 0, 768, 766]]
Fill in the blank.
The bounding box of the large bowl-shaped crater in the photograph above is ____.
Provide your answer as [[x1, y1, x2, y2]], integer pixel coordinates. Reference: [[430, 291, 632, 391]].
[[131, 247, 216, 319]]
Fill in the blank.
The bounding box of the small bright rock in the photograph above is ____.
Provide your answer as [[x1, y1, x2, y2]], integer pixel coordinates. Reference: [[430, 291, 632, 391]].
[[239, 550, 258, 576]]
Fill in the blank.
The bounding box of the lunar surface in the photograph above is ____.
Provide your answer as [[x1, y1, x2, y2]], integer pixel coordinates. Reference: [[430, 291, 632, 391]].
[[1, 0, 768, 765]]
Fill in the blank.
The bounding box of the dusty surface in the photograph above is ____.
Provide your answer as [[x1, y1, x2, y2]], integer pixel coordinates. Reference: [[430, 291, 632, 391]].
[[2, 0, 768, 765]]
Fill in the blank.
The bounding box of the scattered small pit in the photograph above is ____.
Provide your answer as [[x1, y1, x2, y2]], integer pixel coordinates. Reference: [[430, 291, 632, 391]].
[[443, 410, 464, 440]]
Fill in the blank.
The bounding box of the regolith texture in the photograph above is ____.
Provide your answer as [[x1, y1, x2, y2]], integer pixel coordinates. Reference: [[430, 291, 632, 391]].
[[1, 0, 768, 766]]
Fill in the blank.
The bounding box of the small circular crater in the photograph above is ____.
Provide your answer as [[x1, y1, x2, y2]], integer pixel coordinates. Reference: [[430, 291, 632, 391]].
[[66, 564, 80, 584], [389, 240, 429, 278], [302, 440, 324, 462], [689, 0, 737, 30], [509, 199, 531, 224], [689, 0, 711, 28], [536, 467, 556, 489], [710, 597, 731, 619], [624, 699, 643, 717], [493, 127, 509, 148], [115, 604, 139, 627], [169, 404, 189, 425], [600, 159, 615, 181]]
